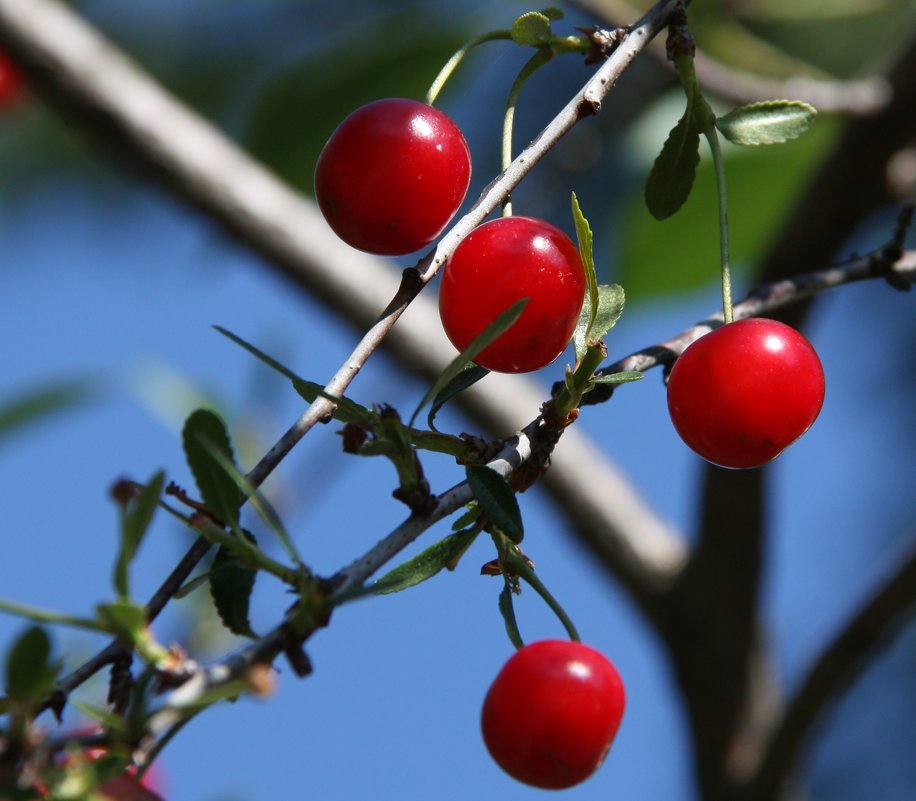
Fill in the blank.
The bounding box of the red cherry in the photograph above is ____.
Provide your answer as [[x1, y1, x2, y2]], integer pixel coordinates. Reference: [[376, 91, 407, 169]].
[[667, 317, 825, 469], [314, 98, 471, 255], [481, 640, 626, 789], [438, 216, 586, 373], [0, 50, 24, 108]]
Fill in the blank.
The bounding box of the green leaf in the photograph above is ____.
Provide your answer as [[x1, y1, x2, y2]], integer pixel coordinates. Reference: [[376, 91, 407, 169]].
[[571, 193, 598, 361], [575, 283, 626, 357], [511, 12, 553, 46], [5, 626, 59, 702], [95, 600, 146, 642], [409, 299, 527, 427], [540, 7, 564, 20], [0, 378, 95, 447], [182, 409, 244, 528], [291, 379, 373, 425], [361, 529, 478, 598], [114, 471, 165, 599], [466, 465, 523, 543], [426, 364, 489, 431], [196, 437, 302, 567], [451, 503, 481, 532], [645, 105, 701, 220], [592, 370, 644, 384], [621, 115, 839, 300], [214, 327, 372, 424], [498, 583, 525, 649], [716, 100, 817, 146], [209, 542, 257, 638]]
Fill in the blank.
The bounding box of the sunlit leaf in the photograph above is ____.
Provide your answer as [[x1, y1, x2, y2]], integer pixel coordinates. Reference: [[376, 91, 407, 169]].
[[716, 100, 817, 146], [571, 193, 598, 360], [511, 11, 553, 45]]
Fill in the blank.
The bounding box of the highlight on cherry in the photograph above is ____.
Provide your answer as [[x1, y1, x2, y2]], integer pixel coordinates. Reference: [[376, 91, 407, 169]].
[[667, 317, 826, 469], [313, 97, 471, 256], [481, 639, 626, 789]]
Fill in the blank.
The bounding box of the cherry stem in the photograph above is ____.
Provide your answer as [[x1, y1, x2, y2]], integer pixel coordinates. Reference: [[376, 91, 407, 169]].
[[675, 52, 734, 324], [499, 535, 580, 642], [425, 30, 512, 106], [501, 48, 554, 216]]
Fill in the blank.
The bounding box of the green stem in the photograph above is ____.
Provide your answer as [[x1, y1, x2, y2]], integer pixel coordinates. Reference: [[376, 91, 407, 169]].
[[425, 30, 512, 105], [501, 48, 553, 216], [498, 537, 580, 642], [552, 342, 606, 420], [675, 53, 734, 324], [704, 124, 734, 323]]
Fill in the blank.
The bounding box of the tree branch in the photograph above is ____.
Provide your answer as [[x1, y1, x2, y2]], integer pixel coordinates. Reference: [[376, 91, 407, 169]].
[[743, 539, 916, 801], [569, 0, 892, 116]]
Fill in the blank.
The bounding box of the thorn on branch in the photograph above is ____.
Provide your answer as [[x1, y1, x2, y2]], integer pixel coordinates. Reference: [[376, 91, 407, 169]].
[[578, 25, 630, 64], [874, 204, 915, 292]]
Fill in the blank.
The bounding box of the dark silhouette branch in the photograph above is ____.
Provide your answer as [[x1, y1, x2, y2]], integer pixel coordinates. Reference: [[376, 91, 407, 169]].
[[743, 540, 916, 801]]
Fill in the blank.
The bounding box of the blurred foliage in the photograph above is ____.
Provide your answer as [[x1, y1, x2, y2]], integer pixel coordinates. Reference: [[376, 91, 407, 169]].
[[245, 13, 468, 194], [619, 112, 841, 301], [686, 0, 916, 78]]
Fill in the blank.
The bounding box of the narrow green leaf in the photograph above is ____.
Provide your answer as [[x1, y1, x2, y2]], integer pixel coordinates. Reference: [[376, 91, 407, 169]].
[[587, 284, 627, 343], [0, 378, 95, 446], [511, 11, 553, 45], [466, 465, 523, 543], [182, 409, 243, 528], [5, 626, 59, 702], [592, 370, 644, 384], [426, 364, 489, 431], [214, 327, 372, 424], [498, 583, 525, 649], [541, 7, 564, 20], [114, 472, 165, 599], [0, 598, 103, 632], [196, 438, 302, 567], [716, 100, 817, 146], [95, 600, 146, 642], [209, 542, 257, 638], [409, 299, 527, 427], [365, 529, 478, 597], [645, 105, 701, 220], [451, 502, 480, 532], [291, 379, 373, 424], [571, 193, 598, 361]]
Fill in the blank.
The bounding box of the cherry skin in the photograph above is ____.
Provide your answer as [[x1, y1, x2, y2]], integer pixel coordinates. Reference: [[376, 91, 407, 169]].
[[667, 317, 825, 469], [0, 50, 24, 108], [314, 98, 471, 255], [481, 640, 626, 790], [438, 216, 586, 373]]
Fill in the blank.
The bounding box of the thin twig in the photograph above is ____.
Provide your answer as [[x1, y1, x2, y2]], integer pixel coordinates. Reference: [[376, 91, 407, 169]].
[[574, 247, 916, 406], [568, 0, 891, 116]]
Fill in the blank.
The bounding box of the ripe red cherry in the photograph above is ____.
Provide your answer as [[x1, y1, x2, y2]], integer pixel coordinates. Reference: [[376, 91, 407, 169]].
[[0, 50, 24, 108], [667, 317, 825, 469], [481, 640, 626, 789], [314, 98, 471, 255], [438, 216, 586, 373]]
